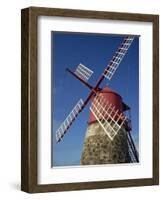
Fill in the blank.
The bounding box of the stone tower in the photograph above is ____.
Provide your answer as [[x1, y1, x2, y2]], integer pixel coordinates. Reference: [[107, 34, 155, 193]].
[[81, 122, 131, 165], [81, 87, 131, 165]]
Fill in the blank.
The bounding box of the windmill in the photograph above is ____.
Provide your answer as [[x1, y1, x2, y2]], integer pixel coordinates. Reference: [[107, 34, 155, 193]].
[[55, 35, 139, 165]]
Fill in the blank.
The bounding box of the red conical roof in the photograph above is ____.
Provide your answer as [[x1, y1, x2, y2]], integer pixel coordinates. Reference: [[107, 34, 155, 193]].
[[100, 86, 122, 98], [101, 86, 113, 92], [88, 86, 123, 124]]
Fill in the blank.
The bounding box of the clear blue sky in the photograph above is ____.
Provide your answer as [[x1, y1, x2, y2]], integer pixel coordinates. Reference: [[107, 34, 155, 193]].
[[52, 32, 139, 166]]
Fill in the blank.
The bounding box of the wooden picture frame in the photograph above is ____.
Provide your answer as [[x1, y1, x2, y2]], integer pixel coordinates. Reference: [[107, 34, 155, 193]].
[[21, 7, 159, 193]]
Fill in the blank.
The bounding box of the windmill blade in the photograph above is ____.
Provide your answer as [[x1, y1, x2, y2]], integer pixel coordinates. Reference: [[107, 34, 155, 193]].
[[90, 93, 127, 140], [103, 36, 134, 81], [56, 99, 84, 143], [74, 63, 94, 82]]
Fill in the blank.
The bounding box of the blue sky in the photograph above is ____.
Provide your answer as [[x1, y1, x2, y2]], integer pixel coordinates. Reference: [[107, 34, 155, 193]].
[[52, 32, 139, 166]]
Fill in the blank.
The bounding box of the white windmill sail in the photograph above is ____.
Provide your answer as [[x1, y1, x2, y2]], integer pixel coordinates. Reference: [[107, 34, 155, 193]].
[[104, 36, 134, 80], [90, 93, 127, 140], [56, 99, 84, 143], [74, 63, 93, 82]]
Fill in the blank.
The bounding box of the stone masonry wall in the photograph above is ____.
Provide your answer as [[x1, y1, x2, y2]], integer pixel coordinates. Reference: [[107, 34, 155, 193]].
[[81, 122, 131, 165]]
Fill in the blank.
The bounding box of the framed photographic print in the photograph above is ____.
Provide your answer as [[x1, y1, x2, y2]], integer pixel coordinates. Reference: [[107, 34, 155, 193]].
[[21, 7, 159, 193]]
